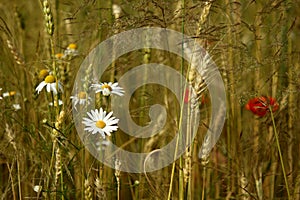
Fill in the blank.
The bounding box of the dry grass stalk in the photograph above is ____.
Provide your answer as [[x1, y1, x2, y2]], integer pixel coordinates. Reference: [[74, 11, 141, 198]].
[[114, 159, 121, 200], [6, 39, 25, 66], [5, 123, 17, 151], [95, 177, 106, 200], [52, 110, 65, 137], [84, 179, 93, 200], [197, 1, 212, 34], [239, 172, 250, 200], [54, 147, 61, 186], [183, 150, 191, 184]]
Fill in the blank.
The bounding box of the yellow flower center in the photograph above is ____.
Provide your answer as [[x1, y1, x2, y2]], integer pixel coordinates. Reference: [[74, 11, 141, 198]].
[[44, 75, 55, 83], [101, 84, 112, 91], [39, 69, 49, 79], [68, 43, 77, 50], [9, 91, 16, 96], [55, 53, 64, 59], [96, 120, 106, 129], [78, 91, 87, 99]]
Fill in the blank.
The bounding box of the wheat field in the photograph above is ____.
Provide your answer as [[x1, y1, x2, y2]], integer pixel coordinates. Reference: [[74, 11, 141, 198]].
[[0, 0, 299, 199]]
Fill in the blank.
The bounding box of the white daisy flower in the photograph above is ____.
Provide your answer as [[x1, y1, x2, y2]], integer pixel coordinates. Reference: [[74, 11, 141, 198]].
[[64, 43, 78, 58], [36, 75, 63, 95], [3, 91, 17, 98], [33, 185, 42, 193], [3, 92, 9, 98], [82, 108, 119, 139], [12, 104, 21, 110], [70, 91, 91, 110], [91, 82, 124, 96], [0, 88, 2, 100]]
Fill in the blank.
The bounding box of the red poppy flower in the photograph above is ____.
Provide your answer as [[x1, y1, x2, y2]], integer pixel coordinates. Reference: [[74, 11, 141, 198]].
[[245, 96, 279, 117]]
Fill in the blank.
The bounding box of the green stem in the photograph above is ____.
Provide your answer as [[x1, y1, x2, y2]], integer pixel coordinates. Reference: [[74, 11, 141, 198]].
[[60, 164, 64, 200], [201, 166, 206, 200], [269, 107, 291, 199], [179, 0, 185, 199], [46, 140, 56, 198]]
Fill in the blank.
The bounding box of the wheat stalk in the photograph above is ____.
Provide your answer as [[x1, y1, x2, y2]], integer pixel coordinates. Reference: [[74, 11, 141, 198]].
[[42, 0, 54, 36], [114, 159, 121, 200], [6, 39, 25, 66], [95, 177, 106, 200], [84, 179, 93, 200], [54, 147, 61, 186]]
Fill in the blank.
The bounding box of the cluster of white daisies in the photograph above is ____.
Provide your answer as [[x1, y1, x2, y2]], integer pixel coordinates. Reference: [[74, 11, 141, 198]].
[[0, 88, 21, 111], [35, 73, 124, 139]]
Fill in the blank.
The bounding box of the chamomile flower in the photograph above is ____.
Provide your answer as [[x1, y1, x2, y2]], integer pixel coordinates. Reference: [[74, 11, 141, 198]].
[[55, 53, 64, 60], [70, 91, 91, 110], [91, 82, 124, 96], [12, 104, 21, 110], [33, 185, 42, 193], [64, 43, 78, 57], [82, 108, 119, 139], [3, 91, 17, 98], [36, 75, 63, 95]]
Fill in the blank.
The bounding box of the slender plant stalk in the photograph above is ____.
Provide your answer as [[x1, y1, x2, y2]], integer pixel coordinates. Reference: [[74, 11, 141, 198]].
[[225, 0, 235, 196], [286, 0, 294, 192], [60, 166, 64, 200], [253, 2, 263, 199], [17, 157, 22, 200], [267, 6, 279, 198], [7, 162, 16, 200], [178, 0, 185, 199], [269, 107, 291, 200], [201, 166, 206, 200]]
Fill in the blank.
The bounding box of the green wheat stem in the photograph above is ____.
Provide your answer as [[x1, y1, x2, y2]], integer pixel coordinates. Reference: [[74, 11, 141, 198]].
[[167, 129, 180, 200], [179, 0, 185, 199], [49, 37, 60, 117], [269, 107, 291, 200]]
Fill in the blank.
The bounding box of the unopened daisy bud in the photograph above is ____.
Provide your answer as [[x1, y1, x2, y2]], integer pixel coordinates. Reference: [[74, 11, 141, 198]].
[[42, 118, 48, 124], [134, 180, 140, 186]]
